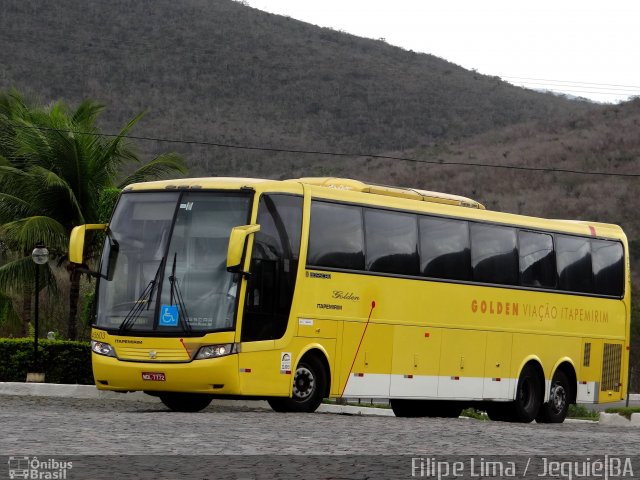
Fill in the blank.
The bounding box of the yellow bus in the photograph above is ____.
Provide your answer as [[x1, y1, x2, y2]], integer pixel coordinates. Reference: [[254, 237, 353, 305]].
[[70, 177, 630, 422]]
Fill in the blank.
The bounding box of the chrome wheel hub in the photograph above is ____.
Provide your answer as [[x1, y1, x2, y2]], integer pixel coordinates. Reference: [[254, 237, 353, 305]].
[[292, 366, 315, 400], [550, 384, 567, 413]]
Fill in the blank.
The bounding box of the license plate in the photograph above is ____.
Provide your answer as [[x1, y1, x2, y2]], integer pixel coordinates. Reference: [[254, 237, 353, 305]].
[[142, 372, 166, 381]]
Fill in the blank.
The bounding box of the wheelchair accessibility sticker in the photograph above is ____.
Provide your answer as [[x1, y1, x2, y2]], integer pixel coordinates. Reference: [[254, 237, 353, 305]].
[[159, 305, 179, 326]]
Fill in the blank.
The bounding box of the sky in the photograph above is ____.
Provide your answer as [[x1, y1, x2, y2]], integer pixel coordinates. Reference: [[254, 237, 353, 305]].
[[246, 0, 640, 104]]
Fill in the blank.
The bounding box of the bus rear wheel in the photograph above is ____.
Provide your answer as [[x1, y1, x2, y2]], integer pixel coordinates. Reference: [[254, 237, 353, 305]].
[[159, 393, 213, 412], [268, 355, 326, 413], [536, 370, 570, 423]]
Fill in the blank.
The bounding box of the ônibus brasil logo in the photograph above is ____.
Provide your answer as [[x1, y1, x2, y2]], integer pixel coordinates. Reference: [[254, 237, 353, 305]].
[[8, 456, 72, 479]]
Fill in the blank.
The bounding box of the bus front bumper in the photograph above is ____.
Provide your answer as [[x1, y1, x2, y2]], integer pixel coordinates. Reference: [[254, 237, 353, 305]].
[[92, 352, 240, 394]]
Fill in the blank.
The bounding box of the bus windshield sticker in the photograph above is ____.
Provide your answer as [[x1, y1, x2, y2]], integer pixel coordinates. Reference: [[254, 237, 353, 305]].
[[299, 318, 314, 326], [159, 305, 179, 327]]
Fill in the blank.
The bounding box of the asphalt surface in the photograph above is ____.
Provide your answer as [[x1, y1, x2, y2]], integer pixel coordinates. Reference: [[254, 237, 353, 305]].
[[2, 386, 640, 479]]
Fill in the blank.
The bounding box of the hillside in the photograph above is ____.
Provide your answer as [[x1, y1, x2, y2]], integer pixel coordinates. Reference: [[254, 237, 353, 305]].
[[0, 0, 595, 176], [321, 99, 640, 285]]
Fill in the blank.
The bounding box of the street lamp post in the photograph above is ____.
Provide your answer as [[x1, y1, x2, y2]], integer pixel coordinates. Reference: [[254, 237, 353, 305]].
[[31, 244, 49, 372]]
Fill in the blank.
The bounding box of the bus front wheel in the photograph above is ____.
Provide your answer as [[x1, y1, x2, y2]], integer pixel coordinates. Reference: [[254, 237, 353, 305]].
[[268, 355, 326, 413], [159, 393, 213, 412]]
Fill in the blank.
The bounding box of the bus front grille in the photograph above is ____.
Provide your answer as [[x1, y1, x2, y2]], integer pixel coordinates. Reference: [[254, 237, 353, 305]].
[[116, 346, 189, 362]]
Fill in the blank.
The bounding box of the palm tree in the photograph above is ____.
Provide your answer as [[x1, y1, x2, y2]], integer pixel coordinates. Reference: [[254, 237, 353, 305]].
[[0, 91, 187, 339]]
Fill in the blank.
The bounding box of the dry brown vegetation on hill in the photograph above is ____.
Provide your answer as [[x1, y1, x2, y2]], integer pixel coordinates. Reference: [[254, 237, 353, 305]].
[[1, 0, 593, 170], [0, 0, 636, 280]]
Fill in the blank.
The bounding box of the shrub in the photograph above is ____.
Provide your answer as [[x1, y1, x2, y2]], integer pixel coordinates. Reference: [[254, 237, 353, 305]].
[[567, 404, 599, 420], [0, 338, 93, 384], [604, 407, 640, 420]]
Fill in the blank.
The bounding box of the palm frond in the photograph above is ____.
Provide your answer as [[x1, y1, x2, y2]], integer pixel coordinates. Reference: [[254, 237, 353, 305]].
[[0, 193, 36, 223], [72, 100, 105, 125], [0, 256, 58, 295], [0, 216, 68, 253], [28, 166, 84, 225], [0, 289, 21, 329], [118, 153, 188, 187], [91, 111, 145, 175]]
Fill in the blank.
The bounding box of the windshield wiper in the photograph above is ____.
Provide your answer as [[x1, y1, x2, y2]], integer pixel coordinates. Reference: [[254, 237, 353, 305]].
[[168, 253, 192, 334], [118, 258, 164, 333]]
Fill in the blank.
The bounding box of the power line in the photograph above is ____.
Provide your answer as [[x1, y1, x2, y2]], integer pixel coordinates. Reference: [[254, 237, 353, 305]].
[[502, 76, 640, 98], [11, 124, 640, 178], [501, 76, 640, 90], [515, 86, 637, 97]]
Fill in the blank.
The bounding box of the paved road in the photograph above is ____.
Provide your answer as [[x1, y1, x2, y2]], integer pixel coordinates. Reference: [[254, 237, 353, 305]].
[[2, 395, 640, 479]]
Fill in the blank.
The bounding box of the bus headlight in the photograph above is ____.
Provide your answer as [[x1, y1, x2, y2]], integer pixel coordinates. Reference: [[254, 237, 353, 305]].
[[91, 340, 116, 357], [195, 343, 237, 360]]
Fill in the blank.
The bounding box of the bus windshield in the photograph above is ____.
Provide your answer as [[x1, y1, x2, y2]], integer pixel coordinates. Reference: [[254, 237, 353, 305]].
[[96, 191, 251, 334]]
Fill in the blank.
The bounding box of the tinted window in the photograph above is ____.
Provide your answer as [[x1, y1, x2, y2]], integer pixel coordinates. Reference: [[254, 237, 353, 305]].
[[243, 195, 303, 341], [519, 231, 556, 288], [364, 209, 419, 275], [419, 217, 472, 280], [307, 202, 365, 270], [471, 224, 518, 285], [592, 240, 624, 296], [556, 235, 592, 293]]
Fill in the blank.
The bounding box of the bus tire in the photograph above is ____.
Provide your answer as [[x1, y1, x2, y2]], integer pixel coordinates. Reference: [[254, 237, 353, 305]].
[[512, 364, 542, 423], [267, 355, 326, 413], [159, 393, 213, 412], [536, 370, 570, 423]]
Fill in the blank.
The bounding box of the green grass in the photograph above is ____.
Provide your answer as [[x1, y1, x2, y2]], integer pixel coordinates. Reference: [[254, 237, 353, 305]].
[[567, 404, 600, 420], [604, 407, 640, 420], [460, 408, 488, 420]]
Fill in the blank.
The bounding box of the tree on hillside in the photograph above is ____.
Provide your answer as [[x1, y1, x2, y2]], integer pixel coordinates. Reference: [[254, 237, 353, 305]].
[[0, 90, 188, 339]]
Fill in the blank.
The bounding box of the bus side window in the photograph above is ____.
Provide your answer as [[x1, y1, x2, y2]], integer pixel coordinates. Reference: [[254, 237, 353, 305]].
[[470, 224, 518, 285], [364, 208, 419, 276], [518, 231, 556, 288], [419, 217, 471, 281], [556, 235, 592, 293], [307, 202, 365, 270], [242, 194, 302, 342], [591, 239, 624, 296]]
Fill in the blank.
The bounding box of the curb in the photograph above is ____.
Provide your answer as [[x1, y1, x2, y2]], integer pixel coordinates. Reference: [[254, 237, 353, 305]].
[[1, 382, 636, 422], [599, 412, 640, 427], [0, 382, 393, 416]]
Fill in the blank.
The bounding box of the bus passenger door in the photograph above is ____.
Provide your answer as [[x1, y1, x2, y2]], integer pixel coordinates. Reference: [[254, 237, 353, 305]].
[[237, 194, 303, 396]]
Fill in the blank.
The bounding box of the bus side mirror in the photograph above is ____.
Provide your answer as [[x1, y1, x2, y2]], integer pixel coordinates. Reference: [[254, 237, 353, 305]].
[[69, 224, 108, 264], [227, 224, 260, 273]]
